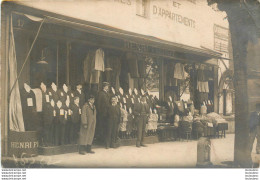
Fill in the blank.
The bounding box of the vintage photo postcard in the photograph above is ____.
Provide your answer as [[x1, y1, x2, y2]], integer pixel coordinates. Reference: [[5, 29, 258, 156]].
[[1, 0, 260, 169]]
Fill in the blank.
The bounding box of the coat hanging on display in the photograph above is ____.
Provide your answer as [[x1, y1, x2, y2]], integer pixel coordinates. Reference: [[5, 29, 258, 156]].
[[174, 63, 186, 80], [31, 88, 43, 112], [83, 50, 95, 83], [94, 48, 105, 72], [196, 65, 209, 93], [126, 52, 139, 78], [137, 59, 146, 78], [83, 49, 104, 84], [166, 61, 177, 86]]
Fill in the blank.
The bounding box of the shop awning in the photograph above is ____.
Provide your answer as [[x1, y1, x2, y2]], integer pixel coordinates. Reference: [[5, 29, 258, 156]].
[[44, 15, 223, 60], [12, 8, 224, 62]]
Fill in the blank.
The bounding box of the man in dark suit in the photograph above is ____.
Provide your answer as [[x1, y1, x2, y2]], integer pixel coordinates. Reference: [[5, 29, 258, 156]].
[[133, 95, 150, 147], [96, 82, 111, 144], [106, 96, 121, 149], [249, 103, 260, 154]]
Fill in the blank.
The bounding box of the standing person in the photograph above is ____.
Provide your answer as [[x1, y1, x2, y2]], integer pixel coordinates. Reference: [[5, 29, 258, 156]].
[[70, 97, 81, 144], [96, 82, 111, 143], [106, 96, 121, 149], [133, 95, 150, 148], [249, 103, 260, 155], [74, 84, 85, 108], [79, 95, 96, 155]]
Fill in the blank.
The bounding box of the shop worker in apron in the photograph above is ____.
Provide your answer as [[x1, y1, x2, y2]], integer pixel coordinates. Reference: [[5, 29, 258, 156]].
[[79, 95, 96, 155], [249, 103, 260, 155], [133, 95, 150, 147]]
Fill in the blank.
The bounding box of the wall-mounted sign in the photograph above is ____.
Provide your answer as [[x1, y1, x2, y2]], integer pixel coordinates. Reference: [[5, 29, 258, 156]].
[[124, 40, 177, 58], [214, 24, 229, 58]]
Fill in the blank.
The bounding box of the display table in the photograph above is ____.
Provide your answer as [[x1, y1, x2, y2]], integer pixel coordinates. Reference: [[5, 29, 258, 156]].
[[216, 123, 228, 138], [157, 125, 178, 142]]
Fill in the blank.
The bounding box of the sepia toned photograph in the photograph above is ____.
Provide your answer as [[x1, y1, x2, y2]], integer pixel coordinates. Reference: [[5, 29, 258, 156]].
[[1, 0, 260, 169]]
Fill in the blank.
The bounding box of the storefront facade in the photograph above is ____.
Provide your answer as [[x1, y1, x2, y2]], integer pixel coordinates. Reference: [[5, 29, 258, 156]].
[[1, 0, 232, 156]]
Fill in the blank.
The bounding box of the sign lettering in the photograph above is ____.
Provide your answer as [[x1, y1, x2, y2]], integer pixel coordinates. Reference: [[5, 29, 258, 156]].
[[153, 5, 195, 28], [11, 141, 39, 149], [124, 41, 177, 58], [114, 0, 131, 5], [172, 1, 181, 8]]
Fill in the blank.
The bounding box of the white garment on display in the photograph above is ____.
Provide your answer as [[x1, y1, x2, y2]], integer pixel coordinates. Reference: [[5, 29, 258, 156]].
[[174, 63, 186, 80], [94, 48, 105, 71], [32, 88, 43, 112]]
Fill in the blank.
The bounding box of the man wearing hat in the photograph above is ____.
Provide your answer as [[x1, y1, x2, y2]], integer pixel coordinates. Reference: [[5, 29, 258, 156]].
[[96, 82, 111, 144], [79, 95, 96, 155], [133, 95, 150, 147]]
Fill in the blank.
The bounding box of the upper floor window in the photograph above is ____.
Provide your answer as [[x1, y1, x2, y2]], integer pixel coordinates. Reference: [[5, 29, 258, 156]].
[[136, 0, 150, 18]]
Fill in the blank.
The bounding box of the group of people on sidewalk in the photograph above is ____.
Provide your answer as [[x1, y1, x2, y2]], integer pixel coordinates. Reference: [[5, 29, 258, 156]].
[[78, 82, 150, 155]]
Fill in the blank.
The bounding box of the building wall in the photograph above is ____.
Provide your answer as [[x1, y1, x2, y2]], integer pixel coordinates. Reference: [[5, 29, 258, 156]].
[[17, 0, 228, 50]]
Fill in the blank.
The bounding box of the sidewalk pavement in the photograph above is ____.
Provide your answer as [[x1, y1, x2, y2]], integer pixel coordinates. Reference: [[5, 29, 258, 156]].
[[32, 134, 235, 168], [3, 134, 260, 168]]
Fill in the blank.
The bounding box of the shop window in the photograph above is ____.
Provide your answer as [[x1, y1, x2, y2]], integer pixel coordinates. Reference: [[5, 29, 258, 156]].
[[136, 0, 150, 18], [145, 57, 159, 98]]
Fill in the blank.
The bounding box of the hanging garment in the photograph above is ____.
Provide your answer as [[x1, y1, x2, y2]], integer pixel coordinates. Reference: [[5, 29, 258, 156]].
[[197, 69, 209, 82], [112, 57, 121, 89], [94, 48, 105, 72], [120, 59, 130, 90], [126, 52, 139, 78], [83, 51, 95, 83], [128, 73, 134, 90], [138, 60, 146, 78], [197, 81, 209, 93], [31, 88, 43, 112], [90, 70, 101, 84], [166, 61, 175, 86], [105, 56, 113, 71], [174, 63, 185, 80]]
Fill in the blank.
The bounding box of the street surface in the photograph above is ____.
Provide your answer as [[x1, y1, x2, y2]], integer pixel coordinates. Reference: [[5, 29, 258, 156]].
[[36, 134, 240, 168]]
